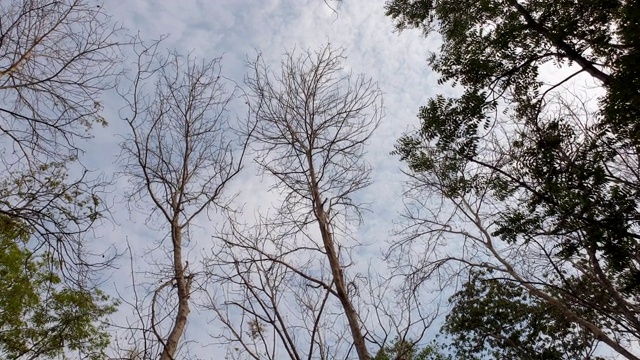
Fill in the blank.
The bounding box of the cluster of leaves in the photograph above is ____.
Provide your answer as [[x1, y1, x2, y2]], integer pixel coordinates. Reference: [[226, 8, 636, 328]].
[[441, 270, 604, 360], [387, 0, 640, 274], [493, 114, 640, 294], [0, 216, 117, 359], [373, 338, 451, 360], [0, 161, 107, 276]]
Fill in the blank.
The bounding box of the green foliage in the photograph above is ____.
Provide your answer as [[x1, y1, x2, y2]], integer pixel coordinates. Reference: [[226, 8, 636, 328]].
[[491, 116, 640, 293], [0, 2, 117, 357], [387, 0, 638, 166], [387, 0, 640, 355], [0, 160, 106, 280], [442, 271, 603, 360], [374, 339, 451, 360], [0, 0, 117, 291], [0, 216, 116, 360]]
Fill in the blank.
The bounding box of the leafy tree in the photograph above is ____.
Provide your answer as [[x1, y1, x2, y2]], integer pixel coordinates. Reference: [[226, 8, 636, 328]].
[[386, 0, 640, 358], [0, 215, 116, 360], [441, 270, 603, 360], [373, 339, 451, 360], [0, 3, 123, 356]]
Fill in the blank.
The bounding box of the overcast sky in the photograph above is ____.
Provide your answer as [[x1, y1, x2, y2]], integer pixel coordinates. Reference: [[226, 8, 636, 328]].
[[82, 1, 453, 357]]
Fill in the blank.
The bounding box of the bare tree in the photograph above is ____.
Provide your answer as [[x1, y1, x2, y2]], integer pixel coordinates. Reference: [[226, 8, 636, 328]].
[[0, 0, 123, 280], [119, 42, 247, 360], [208, 44, 382, 360], [205, 217, 354, 360], [205, 216, 436, 360], [0, 0, 121, 160]]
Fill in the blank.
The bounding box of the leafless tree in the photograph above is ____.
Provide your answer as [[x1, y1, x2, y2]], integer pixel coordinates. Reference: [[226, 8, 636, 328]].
[[204, 216, 353, 360], [0, 0, 123, 281], [0, 0, 121, 160], [205, 213, 436, 360], [206, 44, 383, 360], [118, 42, 248, 360]]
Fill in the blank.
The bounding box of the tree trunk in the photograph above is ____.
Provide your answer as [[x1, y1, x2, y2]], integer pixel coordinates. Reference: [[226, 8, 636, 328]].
[[160, 223, 191, 360], [308, 156, 370, 360]]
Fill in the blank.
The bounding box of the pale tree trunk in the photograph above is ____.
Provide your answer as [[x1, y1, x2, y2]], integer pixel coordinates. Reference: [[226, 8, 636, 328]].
[[308, 155, 370, 360], [159, 223, 192, 360]]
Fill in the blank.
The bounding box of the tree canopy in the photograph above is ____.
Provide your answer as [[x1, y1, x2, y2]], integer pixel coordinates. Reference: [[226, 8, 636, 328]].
[[442, 270, 603, 360], [373, 339, 451, 360], [0, 1, 121, 357], [387, 0, 640, 358], [0, 0, 121, 282], [0, 216, 116, 359]]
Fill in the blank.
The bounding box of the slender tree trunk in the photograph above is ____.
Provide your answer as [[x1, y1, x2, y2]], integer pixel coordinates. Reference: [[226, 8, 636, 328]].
[[122, 49, 242, 358], [307, 155, 370, 360], [160, 222, 191, 360]]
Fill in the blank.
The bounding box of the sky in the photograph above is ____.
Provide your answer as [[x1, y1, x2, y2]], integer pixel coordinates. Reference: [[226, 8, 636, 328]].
[[89, 0, 445, 247], [3, 0, 628, 358], [75, 0, 453, 357]]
